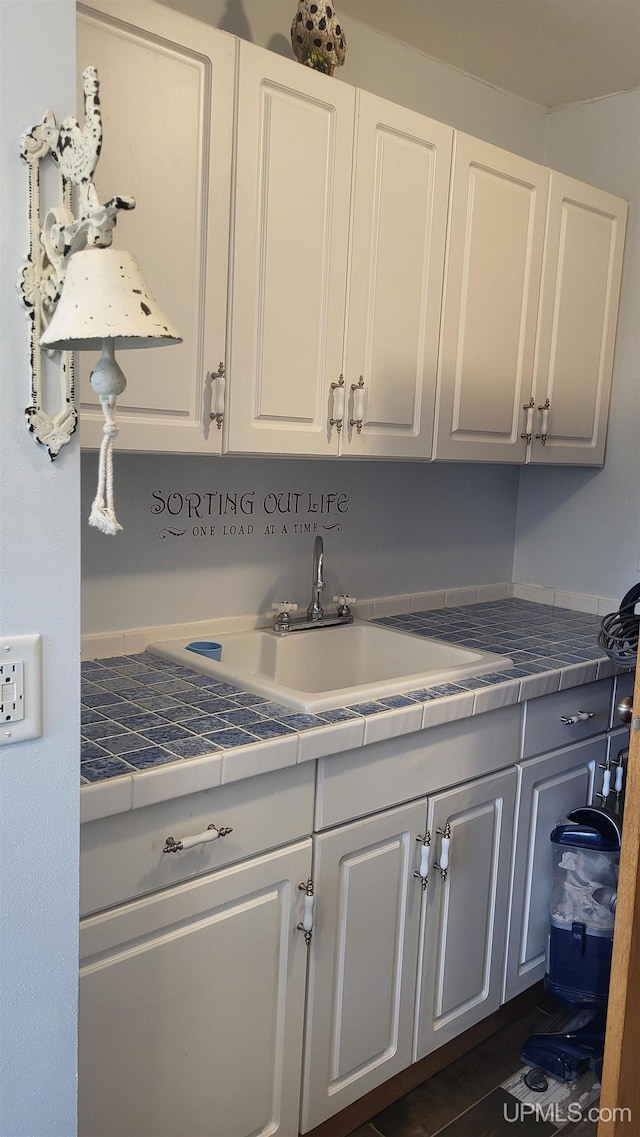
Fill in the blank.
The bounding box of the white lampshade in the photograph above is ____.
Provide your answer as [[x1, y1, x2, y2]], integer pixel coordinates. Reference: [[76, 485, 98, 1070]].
[[40, 247, 182, 351]]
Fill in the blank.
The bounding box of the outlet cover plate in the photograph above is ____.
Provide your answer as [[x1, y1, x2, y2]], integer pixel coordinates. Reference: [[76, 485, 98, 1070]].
[[0, 635, 42, 745]]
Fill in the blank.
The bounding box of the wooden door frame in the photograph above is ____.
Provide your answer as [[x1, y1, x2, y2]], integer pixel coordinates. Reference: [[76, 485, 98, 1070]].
[[598, 663, 640, 1134]]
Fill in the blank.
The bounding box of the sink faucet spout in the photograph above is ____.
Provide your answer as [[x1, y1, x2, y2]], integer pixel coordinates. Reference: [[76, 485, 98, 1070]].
[[307, 536, 325, 621]]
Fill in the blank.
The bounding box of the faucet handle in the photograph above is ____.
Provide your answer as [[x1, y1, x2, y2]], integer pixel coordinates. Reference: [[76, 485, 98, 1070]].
[[334, 594, 357, 617], [272, 601, 298, 631], [272, 601, 298, 614]]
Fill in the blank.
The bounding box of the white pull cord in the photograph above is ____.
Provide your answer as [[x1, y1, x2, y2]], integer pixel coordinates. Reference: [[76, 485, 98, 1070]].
[[89, 396, 122, 535], [88, 340, 127, 535]]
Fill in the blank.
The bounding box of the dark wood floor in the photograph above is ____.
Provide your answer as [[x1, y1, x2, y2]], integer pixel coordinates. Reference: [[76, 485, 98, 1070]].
[[348, 1001, 599, 1137]]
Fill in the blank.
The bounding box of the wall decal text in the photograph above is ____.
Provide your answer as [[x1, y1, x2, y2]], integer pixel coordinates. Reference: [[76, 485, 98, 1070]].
[[151, 489, 350, 540]]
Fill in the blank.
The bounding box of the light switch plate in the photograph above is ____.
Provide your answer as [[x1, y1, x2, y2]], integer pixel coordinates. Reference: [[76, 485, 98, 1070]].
[[0, 635, 42, 745]]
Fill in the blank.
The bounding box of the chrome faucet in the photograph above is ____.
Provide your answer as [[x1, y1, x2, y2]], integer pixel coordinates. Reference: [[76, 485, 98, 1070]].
[[307, 536, 325, 621], [271, 536, 355, 633]]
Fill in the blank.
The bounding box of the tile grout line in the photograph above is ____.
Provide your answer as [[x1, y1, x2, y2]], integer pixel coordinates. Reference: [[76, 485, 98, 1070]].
[[424, 1082, 517, 1137]]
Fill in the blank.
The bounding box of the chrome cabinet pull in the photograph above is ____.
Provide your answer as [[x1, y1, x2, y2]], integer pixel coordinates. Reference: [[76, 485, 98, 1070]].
[[208, 362, 226, 429], [560, 711, 596, 726], [433, 823, 451, 883], [535, 398, 550, 445], [163, 822, 233, 854], [330, 375, 345, 432], [413, 831, 431, 891], [350, 376, 365, 434], [297, 878, 315, 946], [521, 397, 535, 443]]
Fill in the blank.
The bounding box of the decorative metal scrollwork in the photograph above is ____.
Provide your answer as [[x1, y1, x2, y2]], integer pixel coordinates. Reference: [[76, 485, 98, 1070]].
[[18, 67, 135, 458]]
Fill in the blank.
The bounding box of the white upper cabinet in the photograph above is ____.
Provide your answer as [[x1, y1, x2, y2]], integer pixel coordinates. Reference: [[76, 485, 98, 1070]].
[[224, 42, 355, 457], [433, 133, 549, 463], [339, 94, 453, 459], [528, 172, 627, 466], [77, 1, 234, 453], [225, 55, 453, 460], [77, 6, 627, 466]]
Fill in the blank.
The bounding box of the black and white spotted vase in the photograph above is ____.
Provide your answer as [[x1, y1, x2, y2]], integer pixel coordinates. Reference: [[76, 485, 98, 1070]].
[[290, 1, 347, 75]]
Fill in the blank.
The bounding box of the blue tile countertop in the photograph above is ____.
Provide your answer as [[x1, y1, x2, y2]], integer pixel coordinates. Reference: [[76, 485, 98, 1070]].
[[80, 599, 626, 823]]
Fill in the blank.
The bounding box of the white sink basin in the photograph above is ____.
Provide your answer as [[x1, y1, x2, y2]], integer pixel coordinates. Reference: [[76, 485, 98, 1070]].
[[149, 621, 511, 713]]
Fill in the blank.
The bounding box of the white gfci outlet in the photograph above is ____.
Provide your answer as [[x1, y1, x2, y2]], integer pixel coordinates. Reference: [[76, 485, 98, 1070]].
[[0, 635, 42, 746], [1, 661, 25, 721]]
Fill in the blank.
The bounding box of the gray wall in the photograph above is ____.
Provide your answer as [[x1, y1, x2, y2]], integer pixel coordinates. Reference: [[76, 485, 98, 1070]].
[[82, 455, 519, 632], [159, 0, 547, 158], [514, 90, 640, 602], [0, 2, 79, 1133]]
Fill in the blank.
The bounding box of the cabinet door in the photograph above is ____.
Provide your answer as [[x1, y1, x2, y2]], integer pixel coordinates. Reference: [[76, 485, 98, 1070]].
[[226, 42, 355, 457], [503, 738, 600, 1003], [414, 767, 517, 1060], [340, 93, 453, 458], [529, 171, 627, 465], [79, 840, 312, 1137], [433, 134, 548, 462], [77, 1, 234, 453], [300, 800, 425, 1132]]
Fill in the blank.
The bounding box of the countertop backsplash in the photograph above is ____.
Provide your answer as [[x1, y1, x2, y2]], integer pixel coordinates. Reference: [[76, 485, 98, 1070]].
[[81, 581, 621, 662]]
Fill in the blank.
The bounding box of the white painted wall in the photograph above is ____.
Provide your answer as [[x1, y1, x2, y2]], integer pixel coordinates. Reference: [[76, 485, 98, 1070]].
[[0, 3, 79, 1133], [514, 91, 640, 602]]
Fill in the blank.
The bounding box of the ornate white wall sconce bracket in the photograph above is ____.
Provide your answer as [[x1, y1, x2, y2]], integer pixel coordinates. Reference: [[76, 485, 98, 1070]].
[[18, 66, 180, 534], [18, 67, 135, 460]]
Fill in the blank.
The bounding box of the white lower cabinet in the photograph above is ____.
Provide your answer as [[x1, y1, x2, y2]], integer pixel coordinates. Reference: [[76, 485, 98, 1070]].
[[301, 767, 518, 1130], [413, 767, 518, 1060], [502, 738, 600, 1003], [300, 800, 424, 1130], [79, 839, 312, 1137], [79, 681, 627, 1135]]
